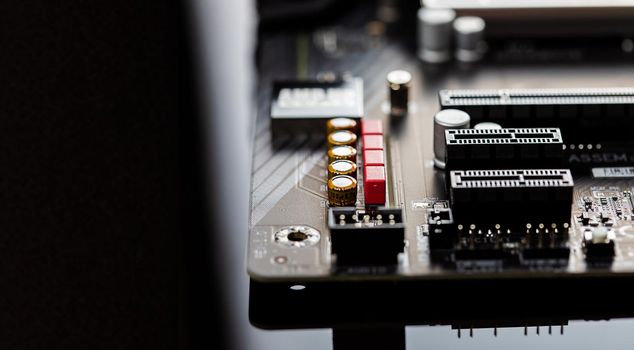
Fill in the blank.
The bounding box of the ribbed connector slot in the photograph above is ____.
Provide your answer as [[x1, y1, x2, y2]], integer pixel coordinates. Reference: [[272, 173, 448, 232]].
[[438, 88, 634, 143], [445, 128, 564, 170], [449, 169, 574, 225], [451, 169, 573, 189]]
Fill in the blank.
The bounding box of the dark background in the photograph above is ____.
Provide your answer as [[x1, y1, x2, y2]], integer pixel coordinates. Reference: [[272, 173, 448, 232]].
[[1, 1, 224, 349]]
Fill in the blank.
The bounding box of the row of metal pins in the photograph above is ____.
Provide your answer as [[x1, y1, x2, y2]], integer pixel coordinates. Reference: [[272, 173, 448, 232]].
[[525, 228, 559, 249], [458, 225, 507, 250], [456, 223, 570, 247], [456, 324, 565, 338]]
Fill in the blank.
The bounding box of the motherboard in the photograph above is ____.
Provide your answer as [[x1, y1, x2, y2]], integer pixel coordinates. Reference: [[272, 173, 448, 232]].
[[247, 5, 634, 286]]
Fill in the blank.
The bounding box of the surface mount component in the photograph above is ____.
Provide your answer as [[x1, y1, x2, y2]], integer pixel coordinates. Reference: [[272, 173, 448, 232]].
[[583, 227, 616, 260], [328, 207, 405, 266], [433, 109, 471, 169], [270, 78, 363, 137], [386, 69, 412, 118], [450, 169, 574, 225], [444, 128, 564, 170]]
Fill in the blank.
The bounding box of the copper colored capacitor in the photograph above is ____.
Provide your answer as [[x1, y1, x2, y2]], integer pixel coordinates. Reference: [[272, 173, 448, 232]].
[[328, 145, 357, 163], [327, 159, 357, 179], [328, 130, 357, 148], [327, 118, 358, 134], [327, 175, 358, 206]]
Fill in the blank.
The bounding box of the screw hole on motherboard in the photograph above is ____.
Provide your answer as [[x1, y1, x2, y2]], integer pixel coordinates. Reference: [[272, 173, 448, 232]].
[[274, 256, 287, 264], [288, 231, 308, 242]]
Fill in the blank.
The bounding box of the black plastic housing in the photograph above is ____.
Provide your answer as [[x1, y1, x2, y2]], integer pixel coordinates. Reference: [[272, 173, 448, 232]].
[[444, 128, 564, 170], [449, 169, 574, 225], [439, 88, 634, 143], [328, 207, 405, 266]]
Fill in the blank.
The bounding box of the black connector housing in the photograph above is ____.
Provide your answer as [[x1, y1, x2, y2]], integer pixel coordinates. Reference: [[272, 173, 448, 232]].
[[444, 128, 564, 170], [521, 228, 571, 261], [328, 207, 405, 266], [438, 88, 634, 143], [450, 169, 574, 225], [427, 207, 455, 250]]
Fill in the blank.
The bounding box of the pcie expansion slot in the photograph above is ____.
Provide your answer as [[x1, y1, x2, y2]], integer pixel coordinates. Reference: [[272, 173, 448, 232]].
[[449, 169, 574, 225], [439, 88, 634, 142], [444, 128, 563, 170]]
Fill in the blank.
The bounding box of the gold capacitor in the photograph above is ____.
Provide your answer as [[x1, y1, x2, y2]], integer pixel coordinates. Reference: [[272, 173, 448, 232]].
[[328, 130, 357, 148], [327, 175, 358, 206], [327, 118, 357, 134], [327, 159, 357, 179], [328, 146, 357, 163]]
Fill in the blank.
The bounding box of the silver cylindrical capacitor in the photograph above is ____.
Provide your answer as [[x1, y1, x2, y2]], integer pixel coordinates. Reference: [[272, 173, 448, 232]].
[[386, 69, 412, 118], [417, 8, 456, 63], [453, 16, 486, 62], [433, 109, 470, 169], [474, 121, 502, 130]]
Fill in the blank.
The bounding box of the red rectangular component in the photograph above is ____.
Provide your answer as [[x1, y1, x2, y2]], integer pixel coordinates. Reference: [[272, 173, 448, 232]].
[[363, 150, 385, 166], [362, 134, 384, 150], [364, 166, 386, 205], [362, 120, 383, 135]]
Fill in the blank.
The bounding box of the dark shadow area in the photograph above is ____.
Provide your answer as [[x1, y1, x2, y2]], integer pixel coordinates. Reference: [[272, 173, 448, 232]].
[[1, 1, 225, 349]]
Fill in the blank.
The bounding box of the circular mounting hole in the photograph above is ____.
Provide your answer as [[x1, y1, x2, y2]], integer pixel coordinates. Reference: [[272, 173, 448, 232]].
[[274, 256, 287, 264], [274, 226, 320, 247], [287, 230, 308, 242]]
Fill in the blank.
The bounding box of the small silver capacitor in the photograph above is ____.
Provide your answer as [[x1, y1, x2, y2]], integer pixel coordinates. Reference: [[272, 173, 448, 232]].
[[474, 121, 502, 130], [417, 8, 456, 63], [453, 16, 486, 62], [433, 109, 470, 169], [386, 69, 412, 118]]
